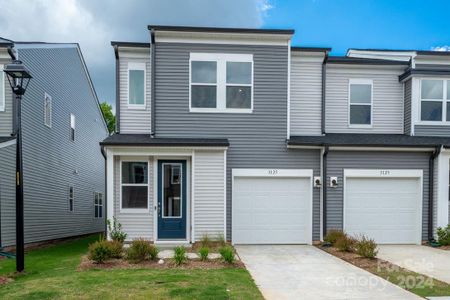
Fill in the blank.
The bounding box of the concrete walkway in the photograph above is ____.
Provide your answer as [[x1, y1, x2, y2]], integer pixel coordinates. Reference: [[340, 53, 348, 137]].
[[378, 245, 450, 284], [236, 245, 420, 300]]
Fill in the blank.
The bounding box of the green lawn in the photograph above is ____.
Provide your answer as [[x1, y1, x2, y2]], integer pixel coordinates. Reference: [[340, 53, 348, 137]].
[[0, 235, 263, 299]]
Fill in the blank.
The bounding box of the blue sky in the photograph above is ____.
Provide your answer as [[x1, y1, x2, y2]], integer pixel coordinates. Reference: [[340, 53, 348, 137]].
[[1, 0, 449, 107], [264, 0, 450, 54]]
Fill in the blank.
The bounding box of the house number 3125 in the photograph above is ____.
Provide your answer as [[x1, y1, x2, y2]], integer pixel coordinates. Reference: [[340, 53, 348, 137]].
[[268, 169, 278, 175]]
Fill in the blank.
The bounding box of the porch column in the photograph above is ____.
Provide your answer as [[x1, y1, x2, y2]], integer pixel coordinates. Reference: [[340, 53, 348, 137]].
[[436, 151, 450, 230], [106, 148, 115, 240]]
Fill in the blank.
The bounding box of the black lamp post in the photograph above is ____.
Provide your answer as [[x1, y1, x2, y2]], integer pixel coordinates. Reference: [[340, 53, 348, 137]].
[[4, 60, 32, 272]]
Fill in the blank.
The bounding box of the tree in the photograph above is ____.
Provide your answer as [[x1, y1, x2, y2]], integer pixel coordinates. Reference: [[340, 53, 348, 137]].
[[100, 102, 116, 134]]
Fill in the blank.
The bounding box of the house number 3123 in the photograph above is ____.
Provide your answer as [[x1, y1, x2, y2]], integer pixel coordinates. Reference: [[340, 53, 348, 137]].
[[268, 169, 278, 175]]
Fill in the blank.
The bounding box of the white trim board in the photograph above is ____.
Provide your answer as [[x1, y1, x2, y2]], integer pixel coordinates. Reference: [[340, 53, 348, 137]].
[[0, 139, 16, 149]]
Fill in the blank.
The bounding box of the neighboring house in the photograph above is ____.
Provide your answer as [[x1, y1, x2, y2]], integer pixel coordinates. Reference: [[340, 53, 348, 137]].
[[101, 25, 450, 246], [0, 39, 108, 247]]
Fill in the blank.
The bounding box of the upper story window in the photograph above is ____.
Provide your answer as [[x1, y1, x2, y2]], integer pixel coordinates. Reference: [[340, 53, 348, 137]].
[[420, 79, 450, 122], [349, 79, 372, 126], [121, 161, 148, 210], [69, 186, 74, 212], [70, 113, 75, 141], [128, 62, 146, 108], [190, 53, 253, 113], [0, 64, 4, 112], [44, 93, 52, 128]]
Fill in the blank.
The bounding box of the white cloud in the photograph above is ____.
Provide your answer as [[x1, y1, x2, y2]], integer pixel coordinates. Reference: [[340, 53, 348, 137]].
[[431, 45, 450, 52], [0, 0, 272, 104]]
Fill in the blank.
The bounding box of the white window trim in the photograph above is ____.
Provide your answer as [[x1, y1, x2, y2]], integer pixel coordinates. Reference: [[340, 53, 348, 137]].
[[189, 53, 254, 113], [348, 79, 373, 128], [69, 186, 74, 212], [120, 158, 150, 213], [94, 191, 103, 218], [70, 113, 75, 141], [0, 64, 5, 112], [127, 62, 146, 110], [44, 92, 52, 128], [417, 78, 450, 125]]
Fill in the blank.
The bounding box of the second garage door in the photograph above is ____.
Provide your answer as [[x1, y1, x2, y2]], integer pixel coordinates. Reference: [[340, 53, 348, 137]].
[[232, 169, 312, 244], [344, 170, 423, 244]]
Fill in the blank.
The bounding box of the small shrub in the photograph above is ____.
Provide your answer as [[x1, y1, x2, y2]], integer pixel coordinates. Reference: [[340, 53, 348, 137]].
[[437, 225, 450, 246], [88, 239, 112, 263], [324, 229, 346, 246], [199, 247, 209, 261], [216, 234, 226, 247], [335, 234, 356, 252], [107, 240, 124, 259], [148, 245, 159, 261], [219, 246, 235, 264], [174, 246, 187, 266], [355, 235, 378, 258], [127, 238, 152, 262], [200, 234, 211, 248], [108, 217, 127, 243]]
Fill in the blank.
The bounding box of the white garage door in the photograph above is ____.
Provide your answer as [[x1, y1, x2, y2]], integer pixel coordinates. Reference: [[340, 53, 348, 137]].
[[232, 169, 312, 244], [344, 170, 422, 244]]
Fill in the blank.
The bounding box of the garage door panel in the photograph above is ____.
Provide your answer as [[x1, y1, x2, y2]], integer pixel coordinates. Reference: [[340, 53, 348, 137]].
[[345, 176, 421, 244], [233, 176, 312, 244]]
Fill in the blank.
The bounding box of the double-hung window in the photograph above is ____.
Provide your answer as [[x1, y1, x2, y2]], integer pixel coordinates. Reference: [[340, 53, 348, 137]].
[[190, 53, 253, 112], [420, 79, 450, 122], [44, 93, 52, 127], [94, 192, 103, 218], [349, 79, 373, 126], [69, 186, 74, 212], [128, 62, 146, 108], [70, 113, 75, 141], [121, 161, 148, 210], [0, 64, 4, 112]]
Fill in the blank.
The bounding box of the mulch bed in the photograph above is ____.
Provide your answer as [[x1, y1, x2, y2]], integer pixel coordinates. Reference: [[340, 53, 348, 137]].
[[190, 241, 231, 252], [318, 245, 403, 274], [78, 255, 244, 271]]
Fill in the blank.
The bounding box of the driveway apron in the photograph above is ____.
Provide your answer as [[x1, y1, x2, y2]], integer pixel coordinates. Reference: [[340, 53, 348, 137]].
[[236, 245, 420, 300]]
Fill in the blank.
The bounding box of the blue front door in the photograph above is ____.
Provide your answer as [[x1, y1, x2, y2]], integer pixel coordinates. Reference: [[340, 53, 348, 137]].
[[157, 160, 187, 239]]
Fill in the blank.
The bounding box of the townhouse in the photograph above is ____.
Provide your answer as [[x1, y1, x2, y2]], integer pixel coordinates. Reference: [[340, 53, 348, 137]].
[[101, 25, 450, 245], [0, 39, 108, 247]]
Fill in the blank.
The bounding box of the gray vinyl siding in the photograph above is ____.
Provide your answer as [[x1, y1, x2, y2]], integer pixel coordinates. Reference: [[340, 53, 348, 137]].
[[114, 156, 153, 241], [415, 125, 450, 137], [326, 151, 430, 240], [404, 79, 412, 135], [118, 51, 151, 134], [290, 53, 323, 136], [193, 150, 225, 241], [0, 47, 108, 246], [0, 56, 13, 136], [325, 65, 404, 134], [0, 144, 15, 247], [154, 42, 321, 241]]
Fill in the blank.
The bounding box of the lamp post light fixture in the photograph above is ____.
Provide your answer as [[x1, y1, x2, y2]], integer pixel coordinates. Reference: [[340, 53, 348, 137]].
[[3, 60, 32, 272]]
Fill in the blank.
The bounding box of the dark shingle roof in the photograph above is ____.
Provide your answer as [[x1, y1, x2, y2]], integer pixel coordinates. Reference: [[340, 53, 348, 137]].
[[101, 134, 229, 147], [327, 56, 410, 66], [0, 136, 15, 143], [288, 133, 450, 148], [147, 25, 294, 35]]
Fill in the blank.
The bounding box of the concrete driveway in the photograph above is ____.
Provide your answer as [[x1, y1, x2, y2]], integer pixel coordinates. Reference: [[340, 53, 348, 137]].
[[378, 245, 450, 284], [235, 245, 420, 300]]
